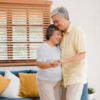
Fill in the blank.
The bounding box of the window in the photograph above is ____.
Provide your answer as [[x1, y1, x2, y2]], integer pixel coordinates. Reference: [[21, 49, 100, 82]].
[[0, 0, 52, 66]]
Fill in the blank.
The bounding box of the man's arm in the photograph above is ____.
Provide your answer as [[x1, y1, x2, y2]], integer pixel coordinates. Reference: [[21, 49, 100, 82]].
[[60, 52, 86, 64]]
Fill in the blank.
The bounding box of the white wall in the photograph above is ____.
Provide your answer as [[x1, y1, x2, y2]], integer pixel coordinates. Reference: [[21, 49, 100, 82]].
[[0, 0, 100, 99], [51, 0, 100, 99]]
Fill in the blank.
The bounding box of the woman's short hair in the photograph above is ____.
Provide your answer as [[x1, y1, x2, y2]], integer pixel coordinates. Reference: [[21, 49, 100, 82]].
[[46, 24, 59, 40]]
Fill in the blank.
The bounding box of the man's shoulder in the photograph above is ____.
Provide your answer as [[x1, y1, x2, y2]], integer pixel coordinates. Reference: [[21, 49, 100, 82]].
[[71, 24, 86, 39], [70, 24, 85, 36]]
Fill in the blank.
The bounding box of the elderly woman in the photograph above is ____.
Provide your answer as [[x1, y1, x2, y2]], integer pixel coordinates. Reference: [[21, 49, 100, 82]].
[[36, 24, 63, 100]]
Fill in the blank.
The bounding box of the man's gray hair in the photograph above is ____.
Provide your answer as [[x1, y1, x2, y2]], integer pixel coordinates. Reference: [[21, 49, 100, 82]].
[[51, 7, 69, 21]]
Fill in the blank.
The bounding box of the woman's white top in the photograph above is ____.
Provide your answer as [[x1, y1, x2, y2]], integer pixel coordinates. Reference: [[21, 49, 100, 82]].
[[36, 43, 62, 81]]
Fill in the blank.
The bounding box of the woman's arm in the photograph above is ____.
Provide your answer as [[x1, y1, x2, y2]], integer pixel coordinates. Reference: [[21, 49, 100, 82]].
[[37, 60, 61, 69], [37, 61, 51, 69]]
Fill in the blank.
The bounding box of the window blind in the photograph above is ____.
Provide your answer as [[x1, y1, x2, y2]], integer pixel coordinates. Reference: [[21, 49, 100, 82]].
[[0, 0, 52, 66]]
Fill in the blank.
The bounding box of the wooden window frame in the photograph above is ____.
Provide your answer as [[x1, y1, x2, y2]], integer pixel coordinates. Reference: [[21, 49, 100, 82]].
[[0, 0, 52, 66]]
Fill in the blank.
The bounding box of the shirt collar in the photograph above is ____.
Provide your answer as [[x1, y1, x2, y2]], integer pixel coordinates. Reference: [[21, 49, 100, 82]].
[[63, 22, 73, 35]]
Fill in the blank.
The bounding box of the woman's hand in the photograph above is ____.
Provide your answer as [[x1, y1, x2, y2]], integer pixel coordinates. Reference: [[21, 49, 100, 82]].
[[49, 59, 68, 68], [49, 60, 62, 68]]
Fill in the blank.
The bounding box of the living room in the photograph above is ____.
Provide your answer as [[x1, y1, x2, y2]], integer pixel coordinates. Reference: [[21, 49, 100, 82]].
[[0, 0, 100, 100]]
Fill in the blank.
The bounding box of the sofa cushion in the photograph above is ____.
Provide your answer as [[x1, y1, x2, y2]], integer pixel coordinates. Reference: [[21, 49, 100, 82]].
[[81, 83, 88, 100], [0, 75, 11, 94], [0, 70, 29, 77], [0, 97, 33, 100], [0, 70, 21, 98], [18, 73, 39, 98], [28, 70, 37, 74]]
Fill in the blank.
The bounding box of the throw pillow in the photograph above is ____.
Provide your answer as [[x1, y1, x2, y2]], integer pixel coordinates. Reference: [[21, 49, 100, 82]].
[[0, 75, 11, 94], [18, 73, 39, 98], [0, 70, 22, 98]]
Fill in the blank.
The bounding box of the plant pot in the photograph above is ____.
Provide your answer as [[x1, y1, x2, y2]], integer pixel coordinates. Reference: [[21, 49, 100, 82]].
[[88, 94, 94, 100]]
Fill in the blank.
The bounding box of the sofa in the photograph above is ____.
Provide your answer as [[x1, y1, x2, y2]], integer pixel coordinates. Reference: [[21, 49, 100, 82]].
[[0, 70, 88, 100]]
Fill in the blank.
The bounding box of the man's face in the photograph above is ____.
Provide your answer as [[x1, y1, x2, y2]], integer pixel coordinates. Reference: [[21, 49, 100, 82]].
[[52, 14, 66, 31]]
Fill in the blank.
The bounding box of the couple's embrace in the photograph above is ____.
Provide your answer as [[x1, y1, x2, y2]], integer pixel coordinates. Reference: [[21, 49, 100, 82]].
[[36, 7, 88, 100]]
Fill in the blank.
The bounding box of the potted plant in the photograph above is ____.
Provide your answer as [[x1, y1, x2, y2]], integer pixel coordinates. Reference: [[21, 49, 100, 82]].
[[88, 87, 95, 100]]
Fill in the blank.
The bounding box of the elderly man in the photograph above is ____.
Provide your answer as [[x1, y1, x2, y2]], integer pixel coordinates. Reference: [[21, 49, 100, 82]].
[[51, 7, 88, 100]]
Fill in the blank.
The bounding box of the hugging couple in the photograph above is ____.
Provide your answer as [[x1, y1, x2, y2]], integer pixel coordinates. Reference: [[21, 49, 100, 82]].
[[36, 7, 88, 100]]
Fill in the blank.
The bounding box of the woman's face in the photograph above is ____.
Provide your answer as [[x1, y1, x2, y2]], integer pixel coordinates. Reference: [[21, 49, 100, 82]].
[[50, 30, 63, 45]]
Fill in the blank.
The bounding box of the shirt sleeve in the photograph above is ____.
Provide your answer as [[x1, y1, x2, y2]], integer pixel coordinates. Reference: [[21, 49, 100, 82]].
[[74, 28, 87, 54], [36, 47, 48, 62]]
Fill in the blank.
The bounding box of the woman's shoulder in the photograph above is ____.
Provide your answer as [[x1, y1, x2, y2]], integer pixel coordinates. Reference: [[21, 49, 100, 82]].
[[37, 42, 48, 52], [40, 42, 48, 48]]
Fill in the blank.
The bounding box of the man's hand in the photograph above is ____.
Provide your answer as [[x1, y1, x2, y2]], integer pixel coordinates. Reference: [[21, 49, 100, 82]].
[[58, 59, 67, 64]]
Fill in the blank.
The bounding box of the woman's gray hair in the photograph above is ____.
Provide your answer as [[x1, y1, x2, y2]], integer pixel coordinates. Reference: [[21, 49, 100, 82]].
[[51, 7, 69, 21], [46, 24, 59, 40]]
